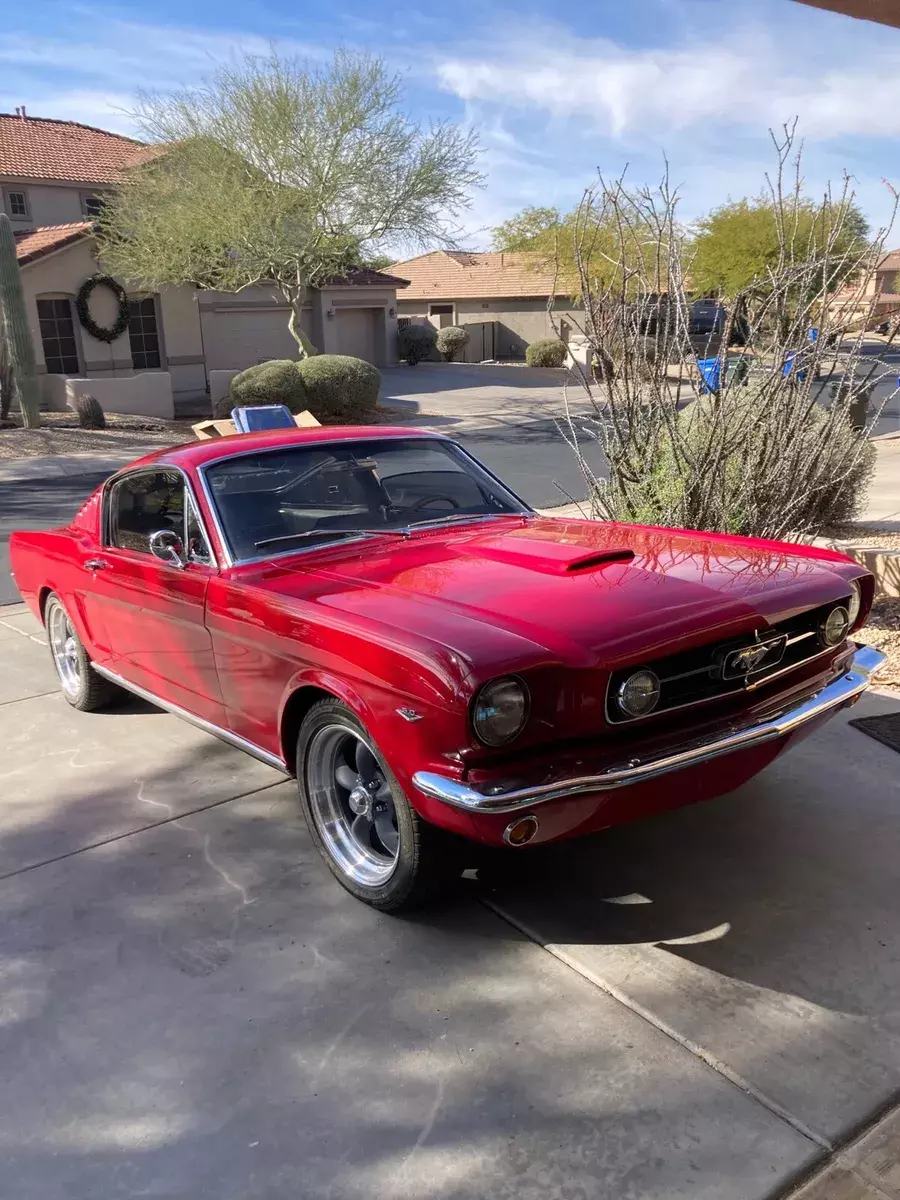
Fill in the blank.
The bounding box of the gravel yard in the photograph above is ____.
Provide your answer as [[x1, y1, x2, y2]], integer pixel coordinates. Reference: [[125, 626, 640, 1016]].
[[0, 412, 191, 459], [860, 598, 900, 689]]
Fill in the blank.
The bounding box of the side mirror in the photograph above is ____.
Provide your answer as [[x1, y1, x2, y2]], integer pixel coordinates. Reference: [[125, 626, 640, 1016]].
[[149, 529, 185, 569]]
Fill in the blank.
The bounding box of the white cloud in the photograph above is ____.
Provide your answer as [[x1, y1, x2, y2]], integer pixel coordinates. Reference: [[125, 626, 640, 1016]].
[[434, 22, 900, 141]]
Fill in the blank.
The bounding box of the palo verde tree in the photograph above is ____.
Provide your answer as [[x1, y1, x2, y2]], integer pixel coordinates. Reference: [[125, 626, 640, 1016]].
[[98, 50, 482, 356]]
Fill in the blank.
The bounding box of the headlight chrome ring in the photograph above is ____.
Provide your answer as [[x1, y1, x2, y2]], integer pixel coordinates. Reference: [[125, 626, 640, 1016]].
[[472, 677, 530, 747]]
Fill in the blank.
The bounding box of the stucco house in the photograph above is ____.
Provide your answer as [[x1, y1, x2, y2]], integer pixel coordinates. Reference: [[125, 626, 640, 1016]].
[[389, 250, 581, 361], [2, 110, 408, 414]]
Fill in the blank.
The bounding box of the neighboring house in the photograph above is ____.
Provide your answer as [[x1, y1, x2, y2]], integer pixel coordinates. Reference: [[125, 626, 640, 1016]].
[[390, 250, 580, 360], [826, 248, 900, 331], [2, 110, 407, 410]]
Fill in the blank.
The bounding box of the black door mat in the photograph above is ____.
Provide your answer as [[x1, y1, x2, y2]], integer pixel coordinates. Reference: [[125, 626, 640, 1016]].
[[849, 711, 900, 754]]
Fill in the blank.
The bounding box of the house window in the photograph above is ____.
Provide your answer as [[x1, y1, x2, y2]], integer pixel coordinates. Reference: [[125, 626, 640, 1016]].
[[37, 298, 80, 375], [81, 193, 104, 219], [428, 303, 454, 329], [128, 297, 161, 369], [4, 189, 29, 219]]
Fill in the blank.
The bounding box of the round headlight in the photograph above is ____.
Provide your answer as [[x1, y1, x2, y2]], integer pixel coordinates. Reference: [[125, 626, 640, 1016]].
[[847, 580, 862, 629], [617, 669, 661, 718], [820, 605, 850, 648], [472, 677, 529, 747]]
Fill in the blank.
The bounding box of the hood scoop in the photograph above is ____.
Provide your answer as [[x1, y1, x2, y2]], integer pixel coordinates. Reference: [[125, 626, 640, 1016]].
[[565, 548, 635, 573], [459, 531, 636, 576]]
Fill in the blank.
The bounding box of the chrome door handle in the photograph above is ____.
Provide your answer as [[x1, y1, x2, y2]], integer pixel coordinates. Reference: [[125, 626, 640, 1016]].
[[84, 558, 108, 571]]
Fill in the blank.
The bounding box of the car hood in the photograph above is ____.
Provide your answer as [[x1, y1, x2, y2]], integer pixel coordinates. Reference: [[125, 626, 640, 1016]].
[[260, 516, 858, 673]]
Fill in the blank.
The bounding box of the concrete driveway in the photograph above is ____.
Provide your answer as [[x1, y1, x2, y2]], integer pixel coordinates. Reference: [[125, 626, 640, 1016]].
[[3, 601, 900, 1199]]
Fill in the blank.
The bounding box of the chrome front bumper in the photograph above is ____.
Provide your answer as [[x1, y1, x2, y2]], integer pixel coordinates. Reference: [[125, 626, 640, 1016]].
[[412, 644, 887, 815]]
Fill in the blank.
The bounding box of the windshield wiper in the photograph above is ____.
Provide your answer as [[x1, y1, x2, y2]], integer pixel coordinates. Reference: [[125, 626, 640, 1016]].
[[403, 512, 507, 532], [255, 528, 411, 550]]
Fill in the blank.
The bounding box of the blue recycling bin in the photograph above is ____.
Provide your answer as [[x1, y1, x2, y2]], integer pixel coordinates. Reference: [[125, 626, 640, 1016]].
[[697, 357, 721, 394], [782, 351, 807, 382]]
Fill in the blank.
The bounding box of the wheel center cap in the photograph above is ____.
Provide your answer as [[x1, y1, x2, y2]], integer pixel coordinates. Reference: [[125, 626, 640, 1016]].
[[348, 786, 372, 817]]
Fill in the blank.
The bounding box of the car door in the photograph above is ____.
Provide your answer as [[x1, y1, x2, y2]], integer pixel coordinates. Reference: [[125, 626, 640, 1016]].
[[86, 467, 225, 725]]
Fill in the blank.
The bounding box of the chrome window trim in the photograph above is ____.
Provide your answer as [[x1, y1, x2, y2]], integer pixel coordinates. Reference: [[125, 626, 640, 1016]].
[[195, 433, 534, 569], [100, 464, 219, 570]]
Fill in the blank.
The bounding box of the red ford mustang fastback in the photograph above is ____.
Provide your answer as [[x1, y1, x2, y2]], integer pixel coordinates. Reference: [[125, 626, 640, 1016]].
[[10, 427, 885, 911]]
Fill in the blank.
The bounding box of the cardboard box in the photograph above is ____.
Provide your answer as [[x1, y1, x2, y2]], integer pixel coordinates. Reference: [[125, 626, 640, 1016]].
[[192, 411, 321, 440]]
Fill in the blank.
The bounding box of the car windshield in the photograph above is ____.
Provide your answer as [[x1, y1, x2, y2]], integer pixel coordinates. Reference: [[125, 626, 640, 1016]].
[[203, 437, 527, 562]]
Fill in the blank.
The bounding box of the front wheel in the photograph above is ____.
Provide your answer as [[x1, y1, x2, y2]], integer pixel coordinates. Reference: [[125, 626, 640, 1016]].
[[296, 699, 458, 912]]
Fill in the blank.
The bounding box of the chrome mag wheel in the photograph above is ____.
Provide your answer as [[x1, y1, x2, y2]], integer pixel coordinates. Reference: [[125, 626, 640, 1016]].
[[305, 723, 400, 887], [48, 602, 82, 698]]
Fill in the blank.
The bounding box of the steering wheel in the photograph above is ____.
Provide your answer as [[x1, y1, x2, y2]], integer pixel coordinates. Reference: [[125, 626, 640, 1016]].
[[405, 495, 461, 513]]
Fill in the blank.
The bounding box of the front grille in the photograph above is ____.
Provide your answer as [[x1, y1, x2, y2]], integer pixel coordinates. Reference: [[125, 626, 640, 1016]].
[[606, 597, 851, 724]]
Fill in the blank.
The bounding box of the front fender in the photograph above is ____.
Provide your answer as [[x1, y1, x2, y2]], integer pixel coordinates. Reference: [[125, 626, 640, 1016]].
[[278, 665, 487, 839]]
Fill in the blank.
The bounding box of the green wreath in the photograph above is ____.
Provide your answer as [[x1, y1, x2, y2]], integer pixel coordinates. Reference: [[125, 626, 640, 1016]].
[[76, 275, 130, 344]]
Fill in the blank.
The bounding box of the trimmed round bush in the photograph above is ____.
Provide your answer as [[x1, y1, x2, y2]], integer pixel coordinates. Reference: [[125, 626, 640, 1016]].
[[296, 354, 380, 423], [436, 325, 470, 362], [525, 338, 567, 368], [218, 359, 307, 418], [398, 323, 437, 366]]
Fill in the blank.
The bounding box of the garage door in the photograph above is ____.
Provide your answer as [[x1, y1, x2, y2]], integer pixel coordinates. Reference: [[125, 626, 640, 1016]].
[[335, 308, 377, 363], [201, 307, 306, 371]]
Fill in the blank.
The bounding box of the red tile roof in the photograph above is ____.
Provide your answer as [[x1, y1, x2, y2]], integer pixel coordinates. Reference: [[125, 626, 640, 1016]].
[[14, 222, 93, 265], [327, 267, 410, 287], [389, 250, 564, 301], [877, 249, 900, 272], [0, 113, 153, 183]]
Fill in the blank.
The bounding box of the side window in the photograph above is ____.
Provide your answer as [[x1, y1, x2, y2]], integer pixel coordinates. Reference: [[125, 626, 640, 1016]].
[[186, 494, 213, 564], [108, 470, 185, 556]]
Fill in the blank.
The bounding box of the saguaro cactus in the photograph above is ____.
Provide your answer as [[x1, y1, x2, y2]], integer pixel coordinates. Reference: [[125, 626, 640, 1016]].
[[0, 213, 40, 428]]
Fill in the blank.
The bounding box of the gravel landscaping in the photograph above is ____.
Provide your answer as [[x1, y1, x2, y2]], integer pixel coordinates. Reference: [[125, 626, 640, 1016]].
[[860, 598, 900, 689], [0, 411, 191, 458]]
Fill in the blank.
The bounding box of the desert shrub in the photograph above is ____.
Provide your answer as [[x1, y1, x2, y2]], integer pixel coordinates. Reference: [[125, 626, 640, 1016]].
[[525, 338, 567, 367], [217, 359, 307, 418], [296, 354, 380, 423], [74, 394, 106, 429], [618, 389, 877, 536], [398, 322, 437, 366], [436, 325, 469, 362]]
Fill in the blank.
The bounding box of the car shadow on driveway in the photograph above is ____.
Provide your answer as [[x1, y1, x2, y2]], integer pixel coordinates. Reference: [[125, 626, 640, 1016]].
[[479, 690, 900, 1144], [0, 751, 817, 1200]]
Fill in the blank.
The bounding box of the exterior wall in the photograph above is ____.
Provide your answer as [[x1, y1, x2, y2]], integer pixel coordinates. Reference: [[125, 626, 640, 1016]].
[[1, 178, 99, 230], [42, 372, 174, 419], [20, 240, 401, 413], [19, 238, 206, 400], [397, 295, 582, 359], [200, 284, 399, 370]]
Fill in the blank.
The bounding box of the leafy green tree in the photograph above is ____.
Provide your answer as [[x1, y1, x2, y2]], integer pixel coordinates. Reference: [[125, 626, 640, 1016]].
[[689, 195, 870, 300], [492, 197, 665, 299], [99, 50, 482, 356]]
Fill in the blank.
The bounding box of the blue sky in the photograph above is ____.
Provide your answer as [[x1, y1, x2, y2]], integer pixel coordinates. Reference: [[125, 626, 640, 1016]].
[[3, 0, 900, 247]]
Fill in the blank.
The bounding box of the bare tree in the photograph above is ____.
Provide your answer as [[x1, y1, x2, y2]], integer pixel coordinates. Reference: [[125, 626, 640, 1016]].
[[554, 125, 897, 540]]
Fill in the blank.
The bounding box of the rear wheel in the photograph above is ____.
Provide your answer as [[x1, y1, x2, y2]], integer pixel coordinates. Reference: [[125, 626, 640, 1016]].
[[296, 698, 458, 912], [45, 594, 119, 712]]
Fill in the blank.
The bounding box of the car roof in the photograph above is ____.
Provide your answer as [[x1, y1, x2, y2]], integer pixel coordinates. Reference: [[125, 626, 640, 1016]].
[[125, 426, 451, 473]]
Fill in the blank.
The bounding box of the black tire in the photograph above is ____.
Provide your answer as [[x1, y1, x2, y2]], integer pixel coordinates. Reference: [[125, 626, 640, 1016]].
[[44, 593, 120, 712], [296, 697, 459, 912]]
